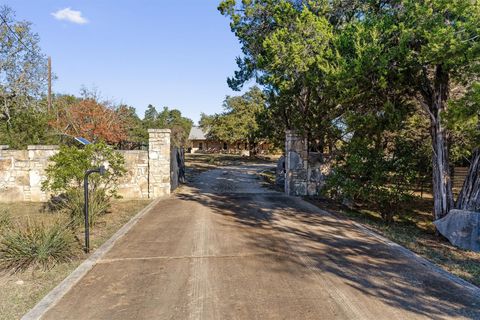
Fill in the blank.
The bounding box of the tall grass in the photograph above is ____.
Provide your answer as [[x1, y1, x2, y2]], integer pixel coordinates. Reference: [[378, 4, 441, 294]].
[[0, 209, 11, 230], [0, 220, 77, 272]]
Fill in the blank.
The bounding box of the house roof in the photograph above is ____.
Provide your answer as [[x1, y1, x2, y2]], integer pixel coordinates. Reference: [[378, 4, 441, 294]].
[[188, 126, 207, 140]]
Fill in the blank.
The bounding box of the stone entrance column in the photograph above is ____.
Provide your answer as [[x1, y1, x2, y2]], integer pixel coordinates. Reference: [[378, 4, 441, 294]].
[[285, 130, 308, 196], [148, 129, 171, 198]]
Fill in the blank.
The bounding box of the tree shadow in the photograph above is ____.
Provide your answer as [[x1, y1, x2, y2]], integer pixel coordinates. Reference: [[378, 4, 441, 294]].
[[176, 167, 480, 319]]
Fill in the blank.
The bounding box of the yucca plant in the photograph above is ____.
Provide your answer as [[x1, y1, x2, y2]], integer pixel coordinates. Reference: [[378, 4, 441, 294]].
[[0, 209, 11, 230], [0, 220, 77, 272]]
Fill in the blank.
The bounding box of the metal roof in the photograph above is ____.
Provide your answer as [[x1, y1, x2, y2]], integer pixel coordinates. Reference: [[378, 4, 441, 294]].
[[188, 126, 207, 140]]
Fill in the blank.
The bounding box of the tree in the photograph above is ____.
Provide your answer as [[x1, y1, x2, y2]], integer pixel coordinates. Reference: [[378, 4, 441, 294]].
[[351, 0, 480, 220], [220, 0, 480, 222], [451, 83, 480, 211], [205, 87, 267, 153], [116, 104, 148, 149], [52, 97, 128, 144], [142, 105, 193, 147], [0, 5, 49, 143], [219, 1, 341, 150]]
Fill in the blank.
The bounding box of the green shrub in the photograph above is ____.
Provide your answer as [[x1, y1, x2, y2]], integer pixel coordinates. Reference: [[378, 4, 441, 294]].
[[42, 141, 126, 228], [0, 220, 77, 272], [325, 138, 416, 223]]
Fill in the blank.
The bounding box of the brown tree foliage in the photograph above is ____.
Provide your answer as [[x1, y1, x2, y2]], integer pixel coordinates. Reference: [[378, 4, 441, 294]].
[[52, 99, 128, 144]]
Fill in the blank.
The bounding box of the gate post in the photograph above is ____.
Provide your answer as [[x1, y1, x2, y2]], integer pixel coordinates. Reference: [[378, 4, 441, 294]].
[[148, 129, 171, 198], [285, 130, 308, 196]]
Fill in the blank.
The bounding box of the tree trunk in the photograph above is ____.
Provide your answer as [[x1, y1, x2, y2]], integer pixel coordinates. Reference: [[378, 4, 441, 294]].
[[456, 149, 480, 211], [430, 116, 454, 220], [427, 65, 454, 221]]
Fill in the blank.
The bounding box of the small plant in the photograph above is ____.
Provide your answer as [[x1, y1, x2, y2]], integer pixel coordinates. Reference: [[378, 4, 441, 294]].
[[0, 209, 11, 230], [0, 220, 77, 272], [53, 189, 110, 227]]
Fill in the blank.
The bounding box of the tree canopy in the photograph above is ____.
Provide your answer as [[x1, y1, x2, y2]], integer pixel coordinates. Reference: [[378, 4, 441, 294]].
[[219, 0, 480, 220]]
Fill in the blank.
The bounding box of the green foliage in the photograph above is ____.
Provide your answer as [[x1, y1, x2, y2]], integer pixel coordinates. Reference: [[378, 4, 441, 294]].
[[42, 142, 126, 227], [447, 82, 480, 163], [325, 138, 417, 223], [220, 0, 480, 220], [0, 220, 76, 272], [143, 105, 193, 147], [0, 107, 60, 149], [43, 142, 126, 193], [205, 87, 269, 149]]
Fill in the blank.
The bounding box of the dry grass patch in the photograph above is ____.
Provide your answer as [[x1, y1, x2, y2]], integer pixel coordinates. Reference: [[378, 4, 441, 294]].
[[0, 200, 150, 320]]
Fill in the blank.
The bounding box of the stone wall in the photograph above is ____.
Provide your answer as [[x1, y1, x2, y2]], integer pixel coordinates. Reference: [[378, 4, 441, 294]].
[[0, 145, 59, 202], [284, 130, 331, 196], [117, 150, 149, 199], [148, 129, 171, 198], [0, 129, 172, 202]]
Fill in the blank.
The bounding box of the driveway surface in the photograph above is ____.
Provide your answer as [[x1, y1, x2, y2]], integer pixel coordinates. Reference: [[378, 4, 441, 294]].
[[42, 164, 480, 319]]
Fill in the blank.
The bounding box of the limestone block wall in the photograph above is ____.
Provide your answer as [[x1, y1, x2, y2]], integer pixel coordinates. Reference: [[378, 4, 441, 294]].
[[117, 150, 149, 199], [148, 129, 171, 198], [285, 131, 309, 196], [0, 145, 59, 202], [0, 129, 172, 202], [284, 131, 331, 196]]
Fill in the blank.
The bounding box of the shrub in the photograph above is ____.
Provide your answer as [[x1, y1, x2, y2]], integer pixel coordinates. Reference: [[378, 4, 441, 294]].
[[325, 138, 416, 223], [42, 141, 126, 227], [0, 220, 77, 272]]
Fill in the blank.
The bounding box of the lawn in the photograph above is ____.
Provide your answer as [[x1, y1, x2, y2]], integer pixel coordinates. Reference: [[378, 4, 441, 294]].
[[0, 200, 151, 320]]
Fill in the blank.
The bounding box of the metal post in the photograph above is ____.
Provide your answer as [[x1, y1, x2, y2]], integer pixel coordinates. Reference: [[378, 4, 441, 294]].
[[83, 166, 106, 253]]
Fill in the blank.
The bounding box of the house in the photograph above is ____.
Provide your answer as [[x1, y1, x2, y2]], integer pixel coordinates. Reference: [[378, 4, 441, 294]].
[[187, 126, 270, 155]]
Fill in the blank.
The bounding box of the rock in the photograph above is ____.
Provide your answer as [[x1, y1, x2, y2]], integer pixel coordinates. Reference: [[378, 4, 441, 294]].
[[434, 209, 480, 252], [15, 280, 24, 285], [275, 156, 285, 188]]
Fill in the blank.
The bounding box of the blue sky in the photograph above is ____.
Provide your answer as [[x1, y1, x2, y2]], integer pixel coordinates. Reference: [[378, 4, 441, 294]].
[[4, 1, 251, 123]]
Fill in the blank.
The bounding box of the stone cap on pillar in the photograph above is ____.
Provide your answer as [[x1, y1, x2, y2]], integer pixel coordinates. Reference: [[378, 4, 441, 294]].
[[148, 129, 171, 133]]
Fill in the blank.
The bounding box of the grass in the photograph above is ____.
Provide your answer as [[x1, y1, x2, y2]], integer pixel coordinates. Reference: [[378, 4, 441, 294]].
[[305, 196, 480, 287], [0, 220, 76, 272], [0, 200, 151, 320]]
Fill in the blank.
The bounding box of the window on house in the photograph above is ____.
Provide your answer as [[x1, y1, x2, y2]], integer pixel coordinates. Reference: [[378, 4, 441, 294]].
[[199, 142, 203, 150]]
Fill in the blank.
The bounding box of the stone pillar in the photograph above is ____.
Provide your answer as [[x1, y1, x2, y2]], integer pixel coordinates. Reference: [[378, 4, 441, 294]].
[[285, 130, 308, 196], [148, 129, 171, 198]]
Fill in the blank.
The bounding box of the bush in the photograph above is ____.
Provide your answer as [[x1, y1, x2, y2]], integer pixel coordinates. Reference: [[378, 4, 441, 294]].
[[325, 138, 416, 223], [42, 141, 126, 228], [0, 220, 77, 272]]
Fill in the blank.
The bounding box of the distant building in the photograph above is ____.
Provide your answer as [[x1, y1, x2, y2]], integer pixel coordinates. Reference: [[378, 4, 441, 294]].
[[187, 126, 270, 155]]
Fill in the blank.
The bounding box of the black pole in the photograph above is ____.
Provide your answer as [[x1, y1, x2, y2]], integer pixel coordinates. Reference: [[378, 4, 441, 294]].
[[83, 166, 106, 253], [84, 173, 90, 253]]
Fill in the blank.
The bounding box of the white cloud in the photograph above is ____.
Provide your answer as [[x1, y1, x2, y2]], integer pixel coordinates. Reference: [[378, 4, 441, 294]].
[[51, 8, 88, 24]]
